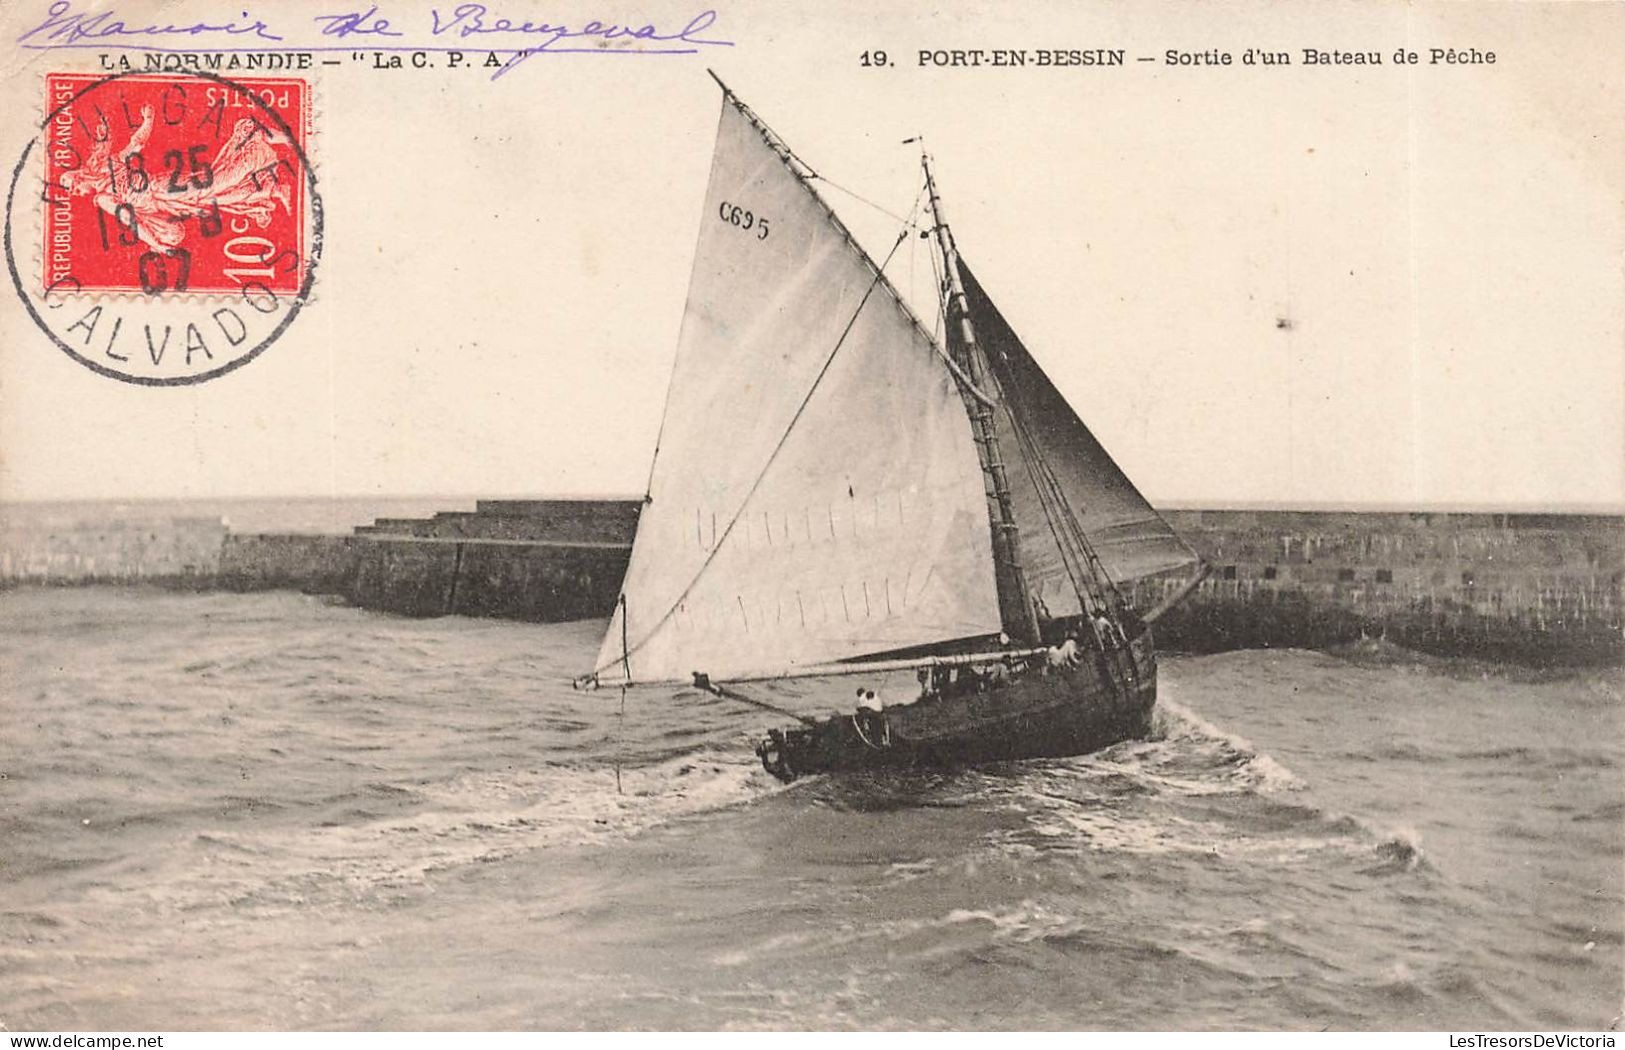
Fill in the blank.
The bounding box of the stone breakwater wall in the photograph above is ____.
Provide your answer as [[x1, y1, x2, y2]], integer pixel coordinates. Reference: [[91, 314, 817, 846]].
[[0, 510, 227, 585], [1129, 510, 1622, 666], [4, 501, 1619, 666], [218, 499, 641, 622], [217, 533, 361, 596]]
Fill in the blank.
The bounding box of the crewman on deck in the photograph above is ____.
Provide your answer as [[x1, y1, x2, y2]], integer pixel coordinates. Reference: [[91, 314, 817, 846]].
[[1092, 610, 1119, 650], [852, 688, 891, 748]]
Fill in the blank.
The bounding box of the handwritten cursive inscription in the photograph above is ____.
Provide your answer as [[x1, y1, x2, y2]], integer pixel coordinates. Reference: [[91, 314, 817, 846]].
[[427, 5, 730, 77], [312, 4, 404, 38], [17, 1, 734, 81], [18, 0, 285, 44]]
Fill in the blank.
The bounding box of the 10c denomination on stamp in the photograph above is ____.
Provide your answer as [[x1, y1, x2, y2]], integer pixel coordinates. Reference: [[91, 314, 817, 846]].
[[42, 72, 311, 297]]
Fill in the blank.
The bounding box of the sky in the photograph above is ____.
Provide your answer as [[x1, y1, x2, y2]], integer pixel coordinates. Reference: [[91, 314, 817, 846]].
[[1, 0, 1620, 509]]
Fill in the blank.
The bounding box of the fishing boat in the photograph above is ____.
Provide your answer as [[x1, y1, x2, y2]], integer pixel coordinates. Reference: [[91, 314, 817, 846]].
[[575, 74, 1207, 783]]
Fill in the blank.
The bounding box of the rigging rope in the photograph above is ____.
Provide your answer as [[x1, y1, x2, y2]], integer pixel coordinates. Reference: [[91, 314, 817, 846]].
[[591, 226, 916, 681], [813, 173, 919, 227], [614, 685, 626, 794], [901, 182, 932, 351], [693, 674, 819, 726]]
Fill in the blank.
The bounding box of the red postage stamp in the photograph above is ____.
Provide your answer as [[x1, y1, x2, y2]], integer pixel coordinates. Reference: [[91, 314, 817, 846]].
[[42, 73, 311, 297]]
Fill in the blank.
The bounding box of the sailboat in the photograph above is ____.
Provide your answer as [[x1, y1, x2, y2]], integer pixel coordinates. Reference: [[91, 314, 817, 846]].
[[576, 74, 1207, 783]]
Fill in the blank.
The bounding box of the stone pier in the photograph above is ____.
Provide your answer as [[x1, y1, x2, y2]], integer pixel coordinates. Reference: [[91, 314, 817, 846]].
[[5, 500, 1619, 666]]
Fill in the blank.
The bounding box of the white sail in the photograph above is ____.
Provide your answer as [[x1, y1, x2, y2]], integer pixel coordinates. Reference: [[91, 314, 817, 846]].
[[591, 97, 1002, 685]]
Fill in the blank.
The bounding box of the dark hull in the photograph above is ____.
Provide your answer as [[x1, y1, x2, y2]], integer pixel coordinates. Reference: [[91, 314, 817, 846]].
[[756, 630, 1158, 783]]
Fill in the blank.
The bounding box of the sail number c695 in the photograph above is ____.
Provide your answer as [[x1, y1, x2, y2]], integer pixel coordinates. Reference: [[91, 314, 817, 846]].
[[718, 201, 770, 240]]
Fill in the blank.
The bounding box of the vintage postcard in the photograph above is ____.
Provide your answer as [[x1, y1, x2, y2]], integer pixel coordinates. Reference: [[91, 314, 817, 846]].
[[1, 0, 1620, 1035]]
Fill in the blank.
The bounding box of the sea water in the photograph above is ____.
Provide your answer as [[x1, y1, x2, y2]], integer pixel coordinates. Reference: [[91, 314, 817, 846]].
[[2, 587, 1618, 1030]]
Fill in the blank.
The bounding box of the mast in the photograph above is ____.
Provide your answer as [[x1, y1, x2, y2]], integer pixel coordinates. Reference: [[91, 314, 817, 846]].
[[922, 153, 1042, 646], [589, 79, 1012, 687]]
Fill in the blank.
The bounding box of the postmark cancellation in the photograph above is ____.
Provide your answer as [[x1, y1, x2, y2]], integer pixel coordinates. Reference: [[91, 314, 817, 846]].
[[7, 70, 320, 384]]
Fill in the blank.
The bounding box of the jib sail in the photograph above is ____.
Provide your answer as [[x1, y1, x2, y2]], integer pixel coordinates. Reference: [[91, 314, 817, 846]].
[[961, 259, 1200, 617]]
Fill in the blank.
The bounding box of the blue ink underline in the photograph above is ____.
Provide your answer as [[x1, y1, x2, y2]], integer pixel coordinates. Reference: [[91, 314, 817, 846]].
[[18, 42, 703, 54]]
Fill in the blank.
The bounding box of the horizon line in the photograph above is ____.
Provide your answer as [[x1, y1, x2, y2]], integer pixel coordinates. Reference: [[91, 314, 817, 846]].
[[1, 493, 1621, 516]]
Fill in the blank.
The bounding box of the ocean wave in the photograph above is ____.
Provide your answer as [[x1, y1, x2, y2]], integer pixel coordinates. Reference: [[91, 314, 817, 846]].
[[1455, 745, 1617, 770], [1098, 697, 1308, 796], [944, 701, 1436, 877], [109, 751, 784, 916], [7, 590, 1617, 1030], [1357, 825, 1428, 875]]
